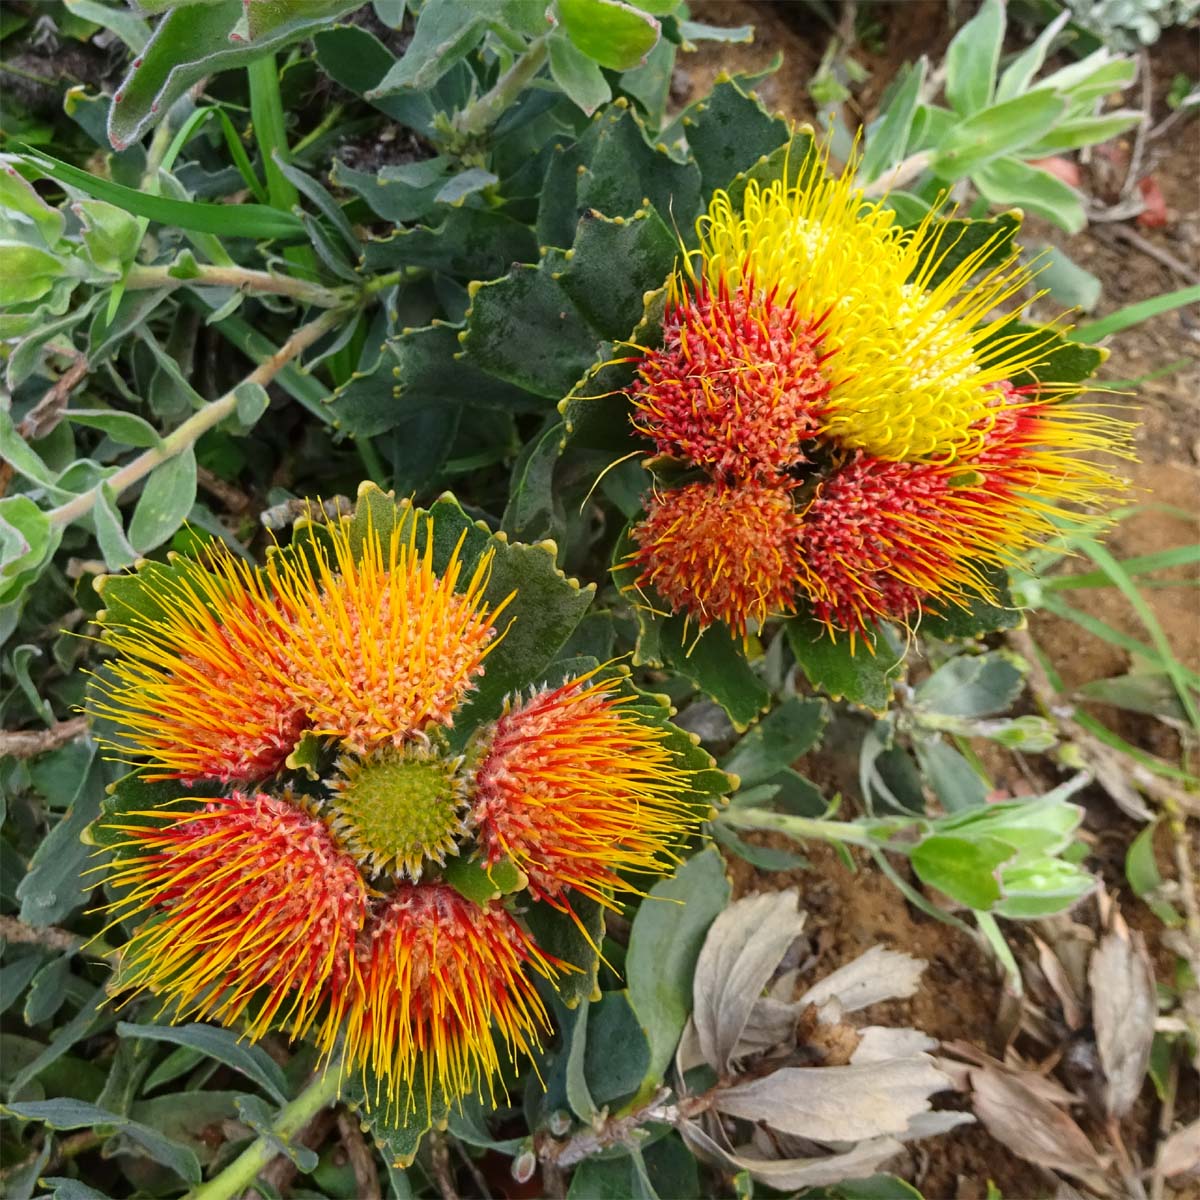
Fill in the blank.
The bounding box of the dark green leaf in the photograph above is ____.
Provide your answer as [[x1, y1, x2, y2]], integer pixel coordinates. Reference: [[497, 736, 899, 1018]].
[[719, 697, 828, 787], [361, 208, 538, 280], [912, 212, 1020, 290], [912, 738, 989, 813], [917, 566, 1023, 640], [524, 894, 605, 1008], [549, 31, 612, 115], [127, 447, 197, 554], [785, 614, 902, 712], [584, 990, 650, 1105]]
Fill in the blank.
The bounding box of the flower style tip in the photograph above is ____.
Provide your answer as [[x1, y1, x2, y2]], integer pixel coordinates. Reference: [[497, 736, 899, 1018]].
[[347, 885, 556, 1111], [471, 674, 697, 910], [102, 791, 368, 1046], [628, 477, 806, 640], [631, 273, 831, 482], [271, 516, 505, 754], [88, 545, 309, 783]]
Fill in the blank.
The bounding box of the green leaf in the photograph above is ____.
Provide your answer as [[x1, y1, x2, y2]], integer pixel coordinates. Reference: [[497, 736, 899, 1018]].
[[626, 848, 729, 1095], [343, 1068, 450, 1168], [106, 0, 363, 150], [1125, 821, 1182, 926], [421, 492, 595, 726], [1032, 242, 1102, 312], [935, 790, 1084, 857], [917, 565, 1023, 639], [75, 198, 141, 275], [19, 147, 306, 240], [861, 57, 926, 183], [367, 0, 487, 94], [503, 421, 565, 543], [2, 1099, 201, 1186], [995, 10, 1069, 102], [1023, 110, 1141, 157], [67, 408, 162, 449], [462, 254, 602, 398], [944, 0, 1004, 116], [0, 161, 65, 246], [558, 0, 660, 71], [568, 1157, 633, 1199], [0, 239, 62, 305], [914, 652, 1023, 718], [115, 1023, 289, 1105], [1074, 284, 1200, 342], [719, 697, 828, 787], [524, 893, 605, 1008], [680, 75, 790, 199], [441, 854, 526, 906], [0, 495, 61, 606], [912, 212, 1020, 291], [785, 613, 902, 712], [973, 156, 1085, 233], [549, 31, 612, 115], [933, 89, 1068, 178], [127, 447, 197, 554], [584, 990, 650, 1105], [15, 743, 106, 927], [913, 738, 989, 812], [995, 856, 1095, 919], [557, 206, 679, 340], [910, 833, 1013, 909], [361, 207, 538, 280]]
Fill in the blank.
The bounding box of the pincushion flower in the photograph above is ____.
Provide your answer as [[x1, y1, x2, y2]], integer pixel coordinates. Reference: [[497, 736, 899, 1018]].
[[625, 148, 1129, 641], [89, 499, 696, 1111]]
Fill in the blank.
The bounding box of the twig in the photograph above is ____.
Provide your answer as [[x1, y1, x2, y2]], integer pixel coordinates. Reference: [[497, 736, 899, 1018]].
[[125, 263, 344, 308], [452, 34, 549, 141], [197, 466, 252, 515], [238, 1106, 338, 1200], [1106, 1113, 1148, 1200], [1093, 224, 1200, 287], [428, 1130, 461, 1200], [1120, 50, 1154, 203], [46, 307, 344, 531], [451, 1136, 494, 1200], [0, 716, 88, 760], [0, 914, 83, 953], [335, 1110, 381, 1200], [18, 351, 90, 441], [536, 1088, 689, 1169], [861, 151, 934, 197]]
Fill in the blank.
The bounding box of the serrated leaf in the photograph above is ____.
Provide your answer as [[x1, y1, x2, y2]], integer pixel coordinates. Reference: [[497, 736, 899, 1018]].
[[361, 207, 538, 280], [917, 566, 1023, 640], [912, 212, 1020, 290], [681, 75, 790, 197], [785, 613, 902, 712], [524, 894, 605, 1008]]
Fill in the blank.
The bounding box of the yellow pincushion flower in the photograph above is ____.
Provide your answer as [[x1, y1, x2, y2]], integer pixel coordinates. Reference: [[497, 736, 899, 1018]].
[[694, 154, 1066, 462]]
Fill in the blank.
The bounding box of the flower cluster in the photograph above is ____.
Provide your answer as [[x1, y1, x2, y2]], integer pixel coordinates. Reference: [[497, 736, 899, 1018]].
[[626, 151, 1128, 643], [90, 505, 692, 1110]]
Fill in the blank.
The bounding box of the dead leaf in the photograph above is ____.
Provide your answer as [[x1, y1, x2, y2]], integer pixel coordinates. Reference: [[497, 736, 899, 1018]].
[[1089, 918, 1156, 1117], [902, 1110, 975, 1140], [852, 1026, 937, 1065], [940, 1041, 1079, 1108], [733, 996, 799, 1057], [1158, 1118, 1200, 1180], [969, 1066, 1111, 1193], [691, 890, 805, 1073], [679, 1118, 903, 1189], [798, 944, 926, 1013], [715, 1058, 953, 1142], [1033, 933, 1086, 1030]]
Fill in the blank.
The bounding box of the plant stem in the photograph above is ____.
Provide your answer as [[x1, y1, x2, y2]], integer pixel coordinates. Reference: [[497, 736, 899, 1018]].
[[718, 806, 901, 850], [453, 35, 550, 140], [47, 307, 344, 530], [125, 263, 345, 308], [187, 1069, 341, 1200]]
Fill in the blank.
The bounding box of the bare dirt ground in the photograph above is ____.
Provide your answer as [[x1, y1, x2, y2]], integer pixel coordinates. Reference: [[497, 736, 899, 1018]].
[[684, 3, 1199, 1195]]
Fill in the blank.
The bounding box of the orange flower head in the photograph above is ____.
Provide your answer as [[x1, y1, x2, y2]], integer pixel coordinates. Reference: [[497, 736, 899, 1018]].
[[89, 547, 307, 783], [270, 515, 506, 754], [630, 276, 832, 482], [326, 743, 470, 881], [470, 674, 694, 910], [101, 791, 368, 1045], [793, 384, 1131, 638], [347, 885, 556, 1111], [629, 477, 806, 639]]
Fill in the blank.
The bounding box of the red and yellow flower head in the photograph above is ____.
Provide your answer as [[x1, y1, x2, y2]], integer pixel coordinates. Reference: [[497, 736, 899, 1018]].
[[89, 499, 697, 1113], [625, 148, 1130, 641]]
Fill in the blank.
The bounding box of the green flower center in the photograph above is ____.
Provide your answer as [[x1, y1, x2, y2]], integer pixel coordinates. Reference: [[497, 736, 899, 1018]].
[[328, 745, 467, 880]]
